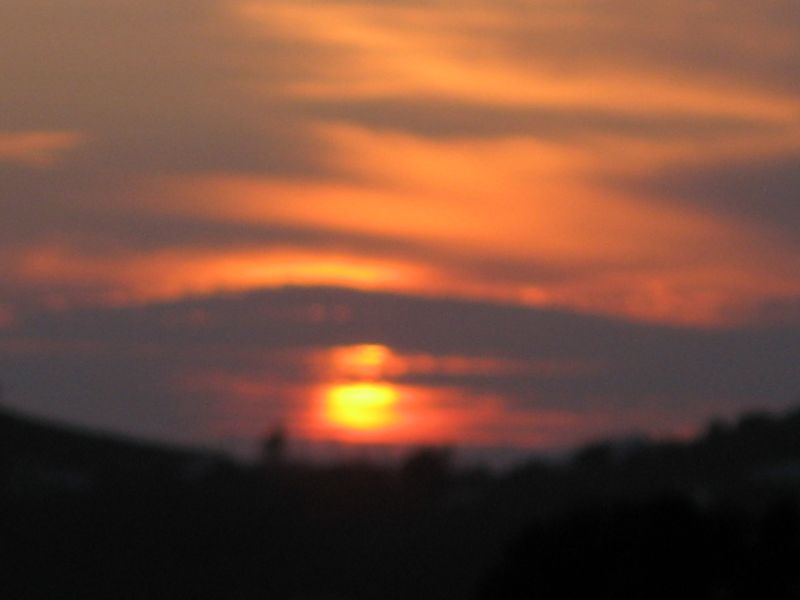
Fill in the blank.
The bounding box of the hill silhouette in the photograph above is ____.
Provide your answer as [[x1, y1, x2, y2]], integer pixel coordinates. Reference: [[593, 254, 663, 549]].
[[2, 404, 800, 598]]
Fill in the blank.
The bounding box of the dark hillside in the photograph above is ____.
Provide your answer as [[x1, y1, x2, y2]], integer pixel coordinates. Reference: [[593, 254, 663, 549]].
[[3, 404, 800, 598]]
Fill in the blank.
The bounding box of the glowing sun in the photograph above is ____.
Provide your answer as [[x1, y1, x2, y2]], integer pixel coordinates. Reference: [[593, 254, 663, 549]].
[[325, 382, 399, 430]]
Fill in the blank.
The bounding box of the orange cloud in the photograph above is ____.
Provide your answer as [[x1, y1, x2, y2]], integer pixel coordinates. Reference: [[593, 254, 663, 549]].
[[146, 122, 800, 325], [174, 345, 601, 448], [0, 131, 83, 166], [11, 244, 431, 306], [4, 0, 799, 330], [243, 377, 587, 448], [238, 1, 799, 122], [162, 126, 731, 264]]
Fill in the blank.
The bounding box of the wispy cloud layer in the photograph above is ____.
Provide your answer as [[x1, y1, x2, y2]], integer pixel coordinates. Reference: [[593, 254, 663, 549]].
[[3, 0, 799, 324], [0, 131, 84, 166]]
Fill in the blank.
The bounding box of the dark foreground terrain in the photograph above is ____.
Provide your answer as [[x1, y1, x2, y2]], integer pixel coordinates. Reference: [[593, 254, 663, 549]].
[[2, 406, 800, 599]]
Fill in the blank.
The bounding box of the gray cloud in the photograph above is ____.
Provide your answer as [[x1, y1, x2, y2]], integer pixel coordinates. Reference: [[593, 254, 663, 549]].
[[0, 0, 330, 178], [0, 160, 580, 307], [5, 287, 799, 418], [613, 151, 800, 243], [495, 0, 800, 95], [2, 286, 799, 455], [299, 98, 775, 141], [4, 0, 797, 180]]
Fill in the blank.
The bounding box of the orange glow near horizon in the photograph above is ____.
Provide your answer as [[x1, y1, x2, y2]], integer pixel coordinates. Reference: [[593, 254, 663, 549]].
[[315, 345, 454, 441], [330, 344, 393, 379], [325, 382, 399, 431], [310, 344, 592, 444], [178, 355, 706, 449], [313, 382, 462, 444], [321, 345, 403, 436]]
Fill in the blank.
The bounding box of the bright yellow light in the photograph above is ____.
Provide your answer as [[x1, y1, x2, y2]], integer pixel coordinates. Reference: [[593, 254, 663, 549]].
[[325, 383, 398, 430]]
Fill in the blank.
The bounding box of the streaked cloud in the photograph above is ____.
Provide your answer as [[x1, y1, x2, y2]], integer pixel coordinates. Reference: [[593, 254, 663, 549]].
[[0, 131, 84, 166]]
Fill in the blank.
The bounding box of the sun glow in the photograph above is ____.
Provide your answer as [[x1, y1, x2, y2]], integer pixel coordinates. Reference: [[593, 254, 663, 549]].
[[325, 382, 399, 430], [331, 344, 393, 379]]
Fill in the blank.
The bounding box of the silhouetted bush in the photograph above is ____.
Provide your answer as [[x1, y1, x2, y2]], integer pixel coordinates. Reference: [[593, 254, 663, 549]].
[[479, 495, 800, 599], [5, 403, 800, 599], [401, 446, 452, 502]]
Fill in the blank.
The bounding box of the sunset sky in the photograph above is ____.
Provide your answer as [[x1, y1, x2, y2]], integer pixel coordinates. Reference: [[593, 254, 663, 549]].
[[2, 0, 800, 458]]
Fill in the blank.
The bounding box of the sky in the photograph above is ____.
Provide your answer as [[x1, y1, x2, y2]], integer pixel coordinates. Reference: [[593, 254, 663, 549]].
[[2, 0, 800, 458]]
